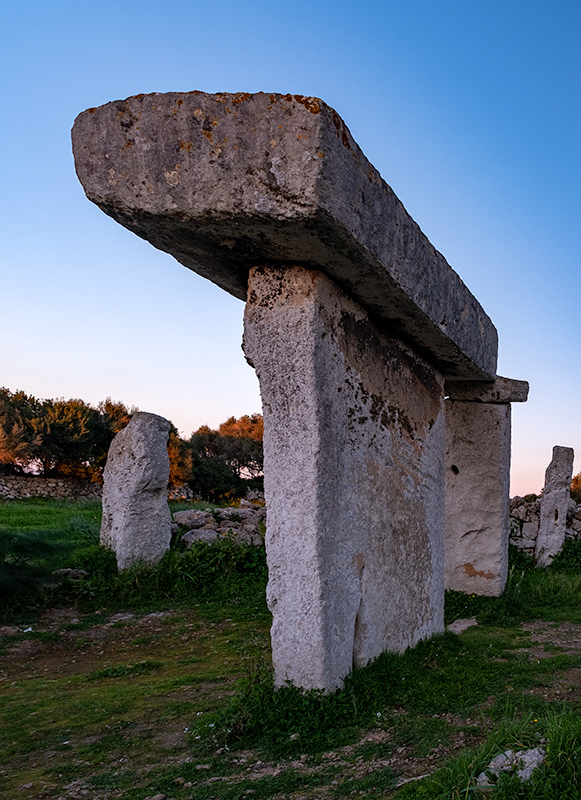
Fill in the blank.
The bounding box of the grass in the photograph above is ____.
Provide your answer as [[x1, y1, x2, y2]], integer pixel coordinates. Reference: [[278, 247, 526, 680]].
[[1, 499, 581, 798]]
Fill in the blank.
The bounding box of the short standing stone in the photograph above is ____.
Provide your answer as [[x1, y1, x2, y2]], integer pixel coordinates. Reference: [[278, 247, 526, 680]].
[[535, 446, 575, 566], [100, 412, 172, 570]]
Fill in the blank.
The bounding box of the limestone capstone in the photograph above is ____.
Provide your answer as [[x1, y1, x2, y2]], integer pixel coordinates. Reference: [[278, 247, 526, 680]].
[[72, 91, 498, 381]]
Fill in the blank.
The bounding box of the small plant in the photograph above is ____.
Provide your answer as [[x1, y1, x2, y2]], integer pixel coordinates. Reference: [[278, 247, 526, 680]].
[[550, 539, 581, 573]]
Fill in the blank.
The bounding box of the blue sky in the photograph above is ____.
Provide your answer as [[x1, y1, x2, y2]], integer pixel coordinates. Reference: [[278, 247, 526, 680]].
[[1, 1, 579, 495]]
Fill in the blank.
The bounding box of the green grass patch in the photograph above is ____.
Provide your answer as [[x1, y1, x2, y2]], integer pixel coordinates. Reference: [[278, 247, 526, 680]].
[[3, 499, 581, 798], [86, 660, 164, 680]]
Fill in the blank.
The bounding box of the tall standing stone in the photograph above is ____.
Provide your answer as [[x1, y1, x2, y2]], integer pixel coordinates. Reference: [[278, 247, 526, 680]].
[[535, 446, 575, 567], [244, 266, 446, 690], [100, 412, 171, 570], [444, 378, 528, 596]]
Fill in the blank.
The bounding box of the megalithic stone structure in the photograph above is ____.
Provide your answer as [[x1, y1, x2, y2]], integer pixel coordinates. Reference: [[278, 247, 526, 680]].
[[444, 378, 529, 596], [72, 91, 525, 690], [535, 446, 575, 566]]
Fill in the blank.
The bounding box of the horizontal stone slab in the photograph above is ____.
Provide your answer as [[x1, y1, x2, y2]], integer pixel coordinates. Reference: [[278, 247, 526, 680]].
[[72, 91, 498, 380], [446, 376, 529, 403]]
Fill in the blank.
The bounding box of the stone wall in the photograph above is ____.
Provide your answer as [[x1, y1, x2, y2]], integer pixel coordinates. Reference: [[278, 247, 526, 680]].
[[510, 497, 581, 552], [0, 475, 102, 500], [0, 475, 195, 502]]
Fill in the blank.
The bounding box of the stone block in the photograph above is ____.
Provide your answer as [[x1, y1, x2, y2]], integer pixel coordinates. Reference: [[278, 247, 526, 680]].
[[521, 521, 539, 544], [100, 412, 171, 570], [536, 446, 575, 566], [243, 265, 445, 691], [72, 91, 497, 380], [446, 376, 529, 404], [445, 400, 511, 596]]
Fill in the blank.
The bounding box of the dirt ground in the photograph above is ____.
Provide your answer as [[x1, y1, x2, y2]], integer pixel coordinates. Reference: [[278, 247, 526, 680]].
[[2, 613, 581, 799]]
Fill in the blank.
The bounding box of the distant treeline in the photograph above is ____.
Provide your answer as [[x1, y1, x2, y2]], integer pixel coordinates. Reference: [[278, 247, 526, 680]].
[[0, 388, 263, 500]]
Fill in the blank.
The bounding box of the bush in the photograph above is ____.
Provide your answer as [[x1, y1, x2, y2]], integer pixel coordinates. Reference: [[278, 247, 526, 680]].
[[548, 538, 581, 573]]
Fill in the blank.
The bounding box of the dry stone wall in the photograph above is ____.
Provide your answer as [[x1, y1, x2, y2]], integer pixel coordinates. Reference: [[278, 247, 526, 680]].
[[510, 497, 581, 553], [0, 475, 194, 502], [0, 475, 102, 500]]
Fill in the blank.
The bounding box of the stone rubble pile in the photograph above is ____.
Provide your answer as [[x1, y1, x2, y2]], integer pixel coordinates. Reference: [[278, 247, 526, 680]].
[[174, 501, 266, 548]]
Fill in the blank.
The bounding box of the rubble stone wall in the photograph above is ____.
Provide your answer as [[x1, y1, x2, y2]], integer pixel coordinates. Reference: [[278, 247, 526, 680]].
[[510, 496, 581, 553], [0, 475, 102, 500], [0, 475, 195, 502]]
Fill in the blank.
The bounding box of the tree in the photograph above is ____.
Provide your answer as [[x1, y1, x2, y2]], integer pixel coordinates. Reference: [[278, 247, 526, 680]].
[[218, 414, 263, 442], [0, 390, 132, 480], [572, 472, 581, 504], [0, 390, 40, 472], [167, 424, 193, 487], [28, 398, 104, 478], [188, 414, 264, 499]]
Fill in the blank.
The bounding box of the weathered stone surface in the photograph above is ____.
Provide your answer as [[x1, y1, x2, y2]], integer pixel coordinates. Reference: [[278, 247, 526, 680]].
[[243, 265, 445, 691], [182, 529, 219, 546], [173, 509, 213, 529], [176, 506, 266, 548], [445, 400, 511, 596], [446, 376, 529, 404], [100, 412, 171, 570], [72, 91, 497, 381], [535, 446, 575, 566], [477, 747, 546, 788], [446, 618, 478, 634]]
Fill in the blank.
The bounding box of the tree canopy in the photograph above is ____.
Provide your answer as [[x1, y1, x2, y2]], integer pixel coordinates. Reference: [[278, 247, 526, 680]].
[[0, 388, 263, 500]]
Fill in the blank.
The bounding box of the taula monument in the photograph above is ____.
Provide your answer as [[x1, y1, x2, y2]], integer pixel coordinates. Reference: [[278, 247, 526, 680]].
[[73, 91, 528, 691]]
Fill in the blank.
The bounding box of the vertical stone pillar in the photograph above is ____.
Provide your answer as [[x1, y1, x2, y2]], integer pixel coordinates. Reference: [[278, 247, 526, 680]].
[[243, 266, 446, 691], [535, 446, 575, 566], [100, 412, 172, 570], [444, 378, 528, 597], [445, 401, 511, 596]]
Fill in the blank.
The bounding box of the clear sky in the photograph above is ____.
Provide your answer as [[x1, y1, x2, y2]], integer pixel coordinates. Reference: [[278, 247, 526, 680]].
[[1, 1, 579, 495]]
